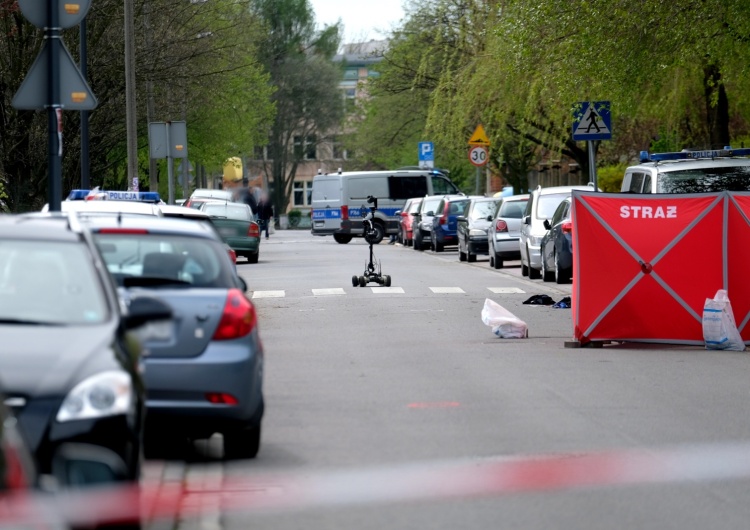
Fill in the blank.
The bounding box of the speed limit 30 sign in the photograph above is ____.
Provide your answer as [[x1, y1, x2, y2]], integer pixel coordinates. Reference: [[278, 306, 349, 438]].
[[468, 145, 488, 167]]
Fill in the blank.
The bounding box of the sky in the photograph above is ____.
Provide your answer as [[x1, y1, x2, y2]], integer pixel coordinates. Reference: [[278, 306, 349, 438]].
[[309, 0, 406, 43]]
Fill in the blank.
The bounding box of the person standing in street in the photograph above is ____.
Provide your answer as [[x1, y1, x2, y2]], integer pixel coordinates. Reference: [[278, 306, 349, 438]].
[[258, 192, 274, 240]]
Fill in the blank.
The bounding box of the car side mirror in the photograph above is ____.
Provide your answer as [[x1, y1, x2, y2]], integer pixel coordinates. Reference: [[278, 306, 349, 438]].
[[486, 215, 493, 222], [238, 277, 248, 292], [410, 212, 419, 216], [124, 296, 173, 330], [456, 215, 466, 222], [523, 215, 531, 225], [543, 219, 551, 230], [426, 211, 434, 217], [51, 443, 129, 487], [394, 210, 402, 216]]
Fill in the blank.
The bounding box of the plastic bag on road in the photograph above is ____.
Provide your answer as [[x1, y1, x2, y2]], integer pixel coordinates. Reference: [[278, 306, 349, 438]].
[[481, 298, 528, 339], [702, 289, 746, 351]]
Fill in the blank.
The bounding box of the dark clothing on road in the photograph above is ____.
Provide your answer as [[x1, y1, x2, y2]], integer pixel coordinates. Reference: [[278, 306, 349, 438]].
[[258, 200, 273, 239]]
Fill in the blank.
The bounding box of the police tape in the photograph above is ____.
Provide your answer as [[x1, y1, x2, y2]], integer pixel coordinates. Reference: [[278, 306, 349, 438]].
[[4, 441, 750, 526]]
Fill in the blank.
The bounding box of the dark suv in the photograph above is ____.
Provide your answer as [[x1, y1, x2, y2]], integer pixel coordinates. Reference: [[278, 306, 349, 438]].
[[0, 214, 171, 483]]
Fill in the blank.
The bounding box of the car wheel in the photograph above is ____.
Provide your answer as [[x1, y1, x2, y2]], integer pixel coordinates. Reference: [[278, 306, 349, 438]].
[[527, 247, 541, 279], [333, 234, 352, 244], [432, 233, 444, 252], [494, 256, 503, 269], [414, 230, 424, 251], [223, 424, 261, 460], [467, 252, 477, 263], [555, 254, 572, 284], [459, 250, 467, 262], [489, 256, 494, 268], [521, 247, 529, 276], [247, 251, 259, 264]]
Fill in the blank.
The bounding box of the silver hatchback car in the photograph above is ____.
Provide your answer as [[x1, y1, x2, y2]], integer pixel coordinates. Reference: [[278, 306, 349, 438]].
[[487, 194, 529, 269], [85, 215, 264, 460]]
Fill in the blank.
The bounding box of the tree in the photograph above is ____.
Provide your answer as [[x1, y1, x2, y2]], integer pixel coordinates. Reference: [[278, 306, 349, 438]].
[[252, 0, 343, 214]]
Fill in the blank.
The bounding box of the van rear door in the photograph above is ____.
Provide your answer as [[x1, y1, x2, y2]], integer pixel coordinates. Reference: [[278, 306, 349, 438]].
[[311, 176, 343, 235]]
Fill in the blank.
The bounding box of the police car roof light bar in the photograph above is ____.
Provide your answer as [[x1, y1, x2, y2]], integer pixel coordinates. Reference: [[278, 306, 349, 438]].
[[67, 189, 161, 203], [640, 148, 750, 163]]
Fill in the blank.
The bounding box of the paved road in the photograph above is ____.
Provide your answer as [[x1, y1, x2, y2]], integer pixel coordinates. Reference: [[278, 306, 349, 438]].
[[146, 231, 750, 530]]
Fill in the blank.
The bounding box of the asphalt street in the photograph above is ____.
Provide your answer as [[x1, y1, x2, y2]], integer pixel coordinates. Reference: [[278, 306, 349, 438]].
[[145, 230, 750, 530]]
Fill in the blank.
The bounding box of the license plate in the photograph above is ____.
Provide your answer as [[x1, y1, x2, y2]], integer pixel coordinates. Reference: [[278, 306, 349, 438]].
[[314, 221, 324, 227], [219, 227, 235, 236], [135, 320, 174, 342]]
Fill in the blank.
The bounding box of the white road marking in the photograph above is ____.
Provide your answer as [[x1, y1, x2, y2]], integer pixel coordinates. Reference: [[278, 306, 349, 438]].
[[371, 287, 405, 294], [312, 288, 346, 296], [488, 287, 526, 294], [252, 290, 286, 299], [430, 287, 466, 294]]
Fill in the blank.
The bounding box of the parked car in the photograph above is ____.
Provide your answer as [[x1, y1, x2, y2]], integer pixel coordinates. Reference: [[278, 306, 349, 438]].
[[456, 197, 502, 262], [185, 189, 234, 208], [540, 196, 573, 284], [396, 197, 422, 246], [310, 170, 460, 244], [520, 185, 593, 279], [412, 195, 449, 251], [199, 202, 261, 264], [0, 214, 171, 483], [488, 194, 529, 269], [84, 215, 265, 460], [431, 195, 472, 252]]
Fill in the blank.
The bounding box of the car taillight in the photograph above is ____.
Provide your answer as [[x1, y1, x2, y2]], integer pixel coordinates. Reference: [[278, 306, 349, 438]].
[[248, 223, 260, 237], [97, 228, 149, 234], [341, 205, 349, 220], [3, 443, 28, 490], [227, 248, 237, 264], [495, 220, 508, 232], [562, 221, 573, 233], [212, 289, 257, 341], [438, 202, 449, 225]]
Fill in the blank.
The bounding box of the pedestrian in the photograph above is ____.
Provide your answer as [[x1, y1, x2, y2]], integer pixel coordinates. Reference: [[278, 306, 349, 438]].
[[388, 233, 397, 245], [258, 192, 274, 240], [244, 186, 258, 214]]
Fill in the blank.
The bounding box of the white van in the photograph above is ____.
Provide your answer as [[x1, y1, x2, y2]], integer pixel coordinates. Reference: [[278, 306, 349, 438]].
[[311, 170, 460, 244]]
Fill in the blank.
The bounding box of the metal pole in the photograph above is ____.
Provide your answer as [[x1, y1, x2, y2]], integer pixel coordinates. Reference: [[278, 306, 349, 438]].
[[80, 18, 90, 189], [475, 166, 480, 195], [587, 140, 598, 190], [124, 0, 138, 190], [182, 159, 188, 199], [167, 124, 174, 204], [47, 0, 62, 211]]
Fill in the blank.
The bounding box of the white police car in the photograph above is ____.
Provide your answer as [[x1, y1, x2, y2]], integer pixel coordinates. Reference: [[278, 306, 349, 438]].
[[622, 147, 750, 194], [42, 188, 164, 216]]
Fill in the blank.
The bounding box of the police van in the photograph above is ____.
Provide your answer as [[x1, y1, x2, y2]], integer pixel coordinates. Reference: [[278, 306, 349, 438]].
[[311, 169, 460, 244], [622, 147, 750, 194]]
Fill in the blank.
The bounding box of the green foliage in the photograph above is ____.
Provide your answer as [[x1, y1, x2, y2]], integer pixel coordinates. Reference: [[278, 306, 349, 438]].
[[597, 164, 627, 192], [650, 129, 682, 154]]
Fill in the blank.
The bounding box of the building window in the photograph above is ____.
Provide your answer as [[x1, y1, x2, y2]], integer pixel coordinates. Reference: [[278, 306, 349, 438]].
[[344, 68, 359, 80], [293, 181, 312, 206], [332, 137, 344, 160], [293, 136, 317, 160], [344, 88, 356, 99]]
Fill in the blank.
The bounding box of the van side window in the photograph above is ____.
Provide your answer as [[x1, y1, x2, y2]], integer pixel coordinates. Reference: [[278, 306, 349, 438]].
[[628, 172, 645, 193], [642, 174, 652, 194], [388, 176, 428, 200], [431, 176, 452, 195]]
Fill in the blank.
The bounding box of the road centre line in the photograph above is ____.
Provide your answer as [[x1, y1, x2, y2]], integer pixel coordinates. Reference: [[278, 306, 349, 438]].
[[370, 287, 405, 294], [429, 287, 466, 294], [488, 287, 526, 294], [251, 290, 286, 299], [312, 288, 346, 296]]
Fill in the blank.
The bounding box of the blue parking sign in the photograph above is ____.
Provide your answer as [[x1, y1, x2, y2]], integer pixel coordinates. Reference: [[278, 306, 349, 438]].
[[418, 142, 434, 162]]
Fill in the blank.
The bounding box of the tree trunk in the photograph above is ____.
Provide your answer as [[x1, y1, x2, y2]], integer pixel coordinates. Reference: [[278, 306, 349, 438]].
[[704, 64, 730, 149]]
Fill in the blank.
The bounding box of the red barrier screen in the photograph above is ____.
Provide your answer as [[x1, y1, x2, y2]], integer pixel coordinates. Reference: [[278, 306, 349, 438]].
[[572, 192, 728, 345]]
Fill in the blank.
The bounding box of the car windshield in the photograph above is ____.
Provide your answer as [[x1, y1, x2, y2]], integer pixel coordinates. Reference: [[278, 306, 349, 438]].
[[422, 198, 441, 214], [203, 203, 253, 221], [536, 193, 569, 219], [657, 166, 750, 193], [0, 240, 108, 325], [312, 180, 340, 201], [498, 200, 528, 219], [409, 200, 422, 213], [470, 201, 499, 220], [93, 234, 236, 289]]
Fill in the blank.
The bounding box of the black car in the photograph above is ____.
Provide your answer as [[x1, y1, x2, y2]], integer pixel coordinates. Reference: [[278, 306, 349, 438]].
[[0, 214, 171, 482], [540, 196, 573, 283], [457, 197, 501, 262]]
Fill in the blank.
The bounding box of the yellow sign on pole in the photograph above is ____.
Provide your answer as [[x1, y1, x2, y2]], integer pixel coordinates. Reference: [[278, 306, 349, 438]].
[[468, 124, 490, 146]]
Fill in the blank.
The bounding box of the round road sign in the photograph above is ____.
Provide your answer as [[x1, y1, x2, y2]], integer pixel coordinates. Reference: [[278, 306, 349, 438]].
[[468, 146, 488, 167]]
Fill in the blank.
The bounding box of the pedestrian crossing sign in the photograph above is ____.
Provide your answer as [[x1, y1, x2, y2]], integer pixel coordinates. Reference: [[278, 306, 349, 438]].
[[572, 101, 611, 141]]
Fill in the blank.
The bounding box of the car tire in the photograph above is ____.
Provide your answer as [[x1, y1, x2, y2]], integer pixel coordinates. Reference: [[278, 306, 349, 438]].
[[459, 249, 467, 262], [432, 233, 444, 252], [384, 275, 392, 287], [223, 424, 261, 460], [359, 276, 367, 287], [494, 256, 503, 269], [414, 230, 424, 251], [247, 251, 259, 264], [333, 234, 352, 244], [467, 252, 477, 263], [352, 275, 359, 287], [489, 256, 494, 268], [527, 248, 541, 279], [556, 255, 572, 284]]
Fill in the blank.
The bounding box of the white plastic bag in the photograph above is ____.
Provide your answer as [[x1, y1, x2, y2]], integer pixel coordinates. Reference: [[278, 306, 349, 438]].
[[702, 289, 746, 351], [481, 298, 528, 339]]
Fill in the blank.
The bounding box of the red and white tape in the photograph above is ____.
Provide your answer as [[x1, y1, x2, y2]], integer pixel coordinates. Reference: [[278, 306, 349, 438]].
[[4, 441, 750, 527]]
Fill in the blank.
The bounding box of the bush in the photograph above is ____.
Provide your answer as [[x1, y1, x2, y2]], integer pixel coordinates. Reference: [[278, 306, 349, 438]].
[[597, 163, 627, 192], [288, 209, 302, 228]]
